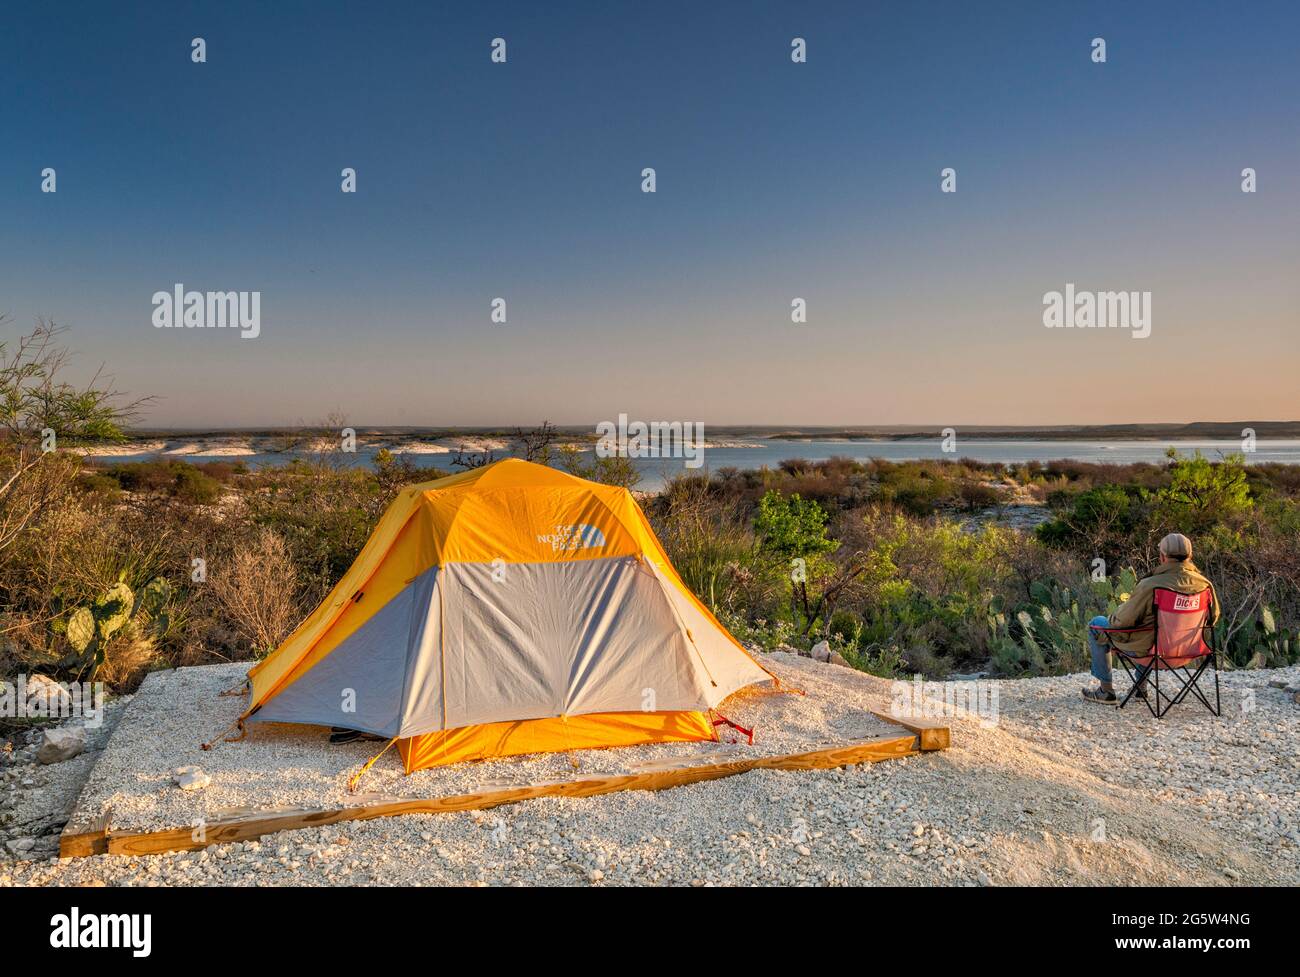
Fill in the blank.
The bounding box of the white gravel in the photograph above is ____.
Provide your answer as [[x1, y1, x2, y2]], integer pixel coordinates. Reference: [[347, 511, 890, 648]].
[[2, 654, 1297, 887], [58, 659, 900, 834]]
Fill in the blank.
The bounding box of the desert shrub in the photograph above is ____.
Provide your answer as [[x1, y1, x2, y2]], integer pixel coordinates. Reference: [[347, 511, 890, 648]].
[[754, 490, 837, 560], [651, 474, 776, 620], [1037, 483, 1136, 561], [76, 471, 122, 499], [838, 643, 907, 678], [173, 464, 223, 504], [827, 609, 862, 645], [1246, 463, 1300, 499], [192, 460, 246, 482], [555, 445, 640, 489], [957, 480, 1003, 511], [104, 460, 224, 503], [207, 527, 304, 655], [242, 462, 381, 598], [874, 469, 956, 516], [373, 449, 448, 497]]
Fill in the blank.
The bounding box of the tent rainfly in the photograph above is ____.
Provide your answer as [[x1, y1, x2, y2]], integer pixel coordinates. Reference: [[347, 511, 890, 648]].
[[225, 459, 777, 774]]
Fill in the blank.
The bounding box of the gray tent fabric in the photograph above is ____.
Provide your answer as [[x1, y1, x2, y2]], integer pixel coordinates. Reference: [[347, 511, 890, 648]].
[[649, 562, 772, 708], [251, 566, 438, 736], [250, 554, 771, 738], [410, 556, 706, 735]]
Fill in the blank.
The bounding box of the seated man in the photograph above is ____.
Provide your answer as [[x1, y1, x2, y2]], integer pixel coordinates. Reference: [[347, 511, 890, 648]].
[[1083, 532, 1220, 705]]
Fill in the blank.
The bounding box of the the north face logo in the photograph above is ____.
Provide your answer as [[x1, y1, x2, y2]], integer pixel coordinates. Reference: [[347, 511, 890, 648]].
[[537, 524, 606, 552], [1172, 593, 1201, 611]]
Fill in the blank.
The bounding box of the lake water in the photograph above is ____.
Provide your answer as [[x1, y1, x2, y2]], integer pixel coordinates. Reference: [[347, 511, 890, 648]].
[[84, 439, 1300, 492]]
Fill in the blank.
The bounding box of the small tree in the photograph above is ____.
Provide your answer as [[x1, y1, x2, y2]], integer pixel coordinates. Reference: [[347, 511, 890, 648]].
[[0, 318, 146, 553], [754, 490, 868, 638], [556, 444, 640, 490], [450, 442, 496, 470], [1155, 451, 1252, 534], [510, 420, 560, 463], [754, 490, 838, 560]]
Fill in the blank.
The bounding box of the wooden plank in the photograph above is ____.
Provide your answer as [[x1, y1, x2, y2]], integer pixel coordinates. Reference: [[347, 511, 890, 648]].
[[101, 733, 923, 857], [59, 809, 112, 858], [870, 709, 951, 751]]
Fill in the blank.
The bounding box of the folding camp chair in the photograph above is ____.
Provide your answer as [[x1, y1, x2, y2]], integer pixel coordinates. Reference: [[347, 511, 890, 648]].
[[1092, 587, 1221, 719]]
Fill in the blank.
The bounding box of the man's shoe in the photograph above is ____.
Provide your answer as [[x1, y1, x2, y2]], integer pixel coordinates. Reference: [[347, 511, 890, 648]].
[[1082, 686, 1118, 706]]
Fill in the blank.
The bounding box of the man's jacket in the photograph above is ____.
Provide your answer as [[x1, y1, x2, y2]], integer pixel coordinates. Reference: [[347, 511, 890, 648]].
[[1105, 559, 1221, 654]]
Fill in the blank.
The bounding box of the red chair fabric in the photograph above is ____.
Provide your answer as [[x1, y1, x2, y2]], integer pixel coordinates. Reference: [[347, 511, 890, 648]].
[[1149, 588, 1214, 667]]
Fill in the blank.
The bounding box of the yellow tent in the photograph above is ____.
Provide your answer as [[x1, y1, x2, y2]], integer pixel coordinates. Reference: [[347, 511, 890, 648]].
[[238, 459, 775, 772]]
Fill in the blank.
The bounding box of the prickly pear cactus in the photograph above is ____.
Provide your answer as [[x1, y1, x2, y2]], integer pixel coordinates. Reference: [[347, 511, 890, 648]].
[[94, 581, 134, 642], [66, 606, 96, 655], [135, 577, 171, 619], [58, 576, 175, 682]]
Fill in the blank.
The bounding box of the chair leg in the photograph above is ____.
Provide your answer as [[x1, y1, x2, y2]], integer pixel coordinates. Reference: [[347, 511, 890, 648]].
[[1116, 655, 1156, 716], [1116, 657, 1138, 710], [1153, 656, 1220, 717], [1173, 664, 1214, 712], [1142, 665, 1158, 718], [1189, 656, 1219, 716]]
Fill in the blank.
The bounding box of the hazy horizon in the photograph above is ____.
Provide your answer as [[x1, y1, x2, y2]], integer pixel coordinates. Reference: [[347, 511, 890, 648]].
[[4, 1, 1297, 427], [119, 420, 1300, 435]]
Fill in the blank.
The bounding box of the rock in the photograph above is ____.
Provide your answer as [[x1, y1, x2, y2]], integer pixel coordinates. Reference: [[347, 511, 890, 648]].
[[6, 837, 36, 854], [810, 641, 832, 663], [1266, 679, 1288, 689], [36, 726, 86, 764], [790, 818, 808, 844], [1224, 867, 1240, 880], [172, 766, 211, 791], [25, 674, 74, 716]]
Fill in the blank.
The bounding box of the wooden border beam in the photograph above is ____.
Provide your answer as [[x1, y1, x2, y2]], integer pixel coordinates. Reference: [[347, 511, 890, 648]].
[[85, 731, 932, 858], [58, 809, 112, 858], [869, 709, 951, 751]]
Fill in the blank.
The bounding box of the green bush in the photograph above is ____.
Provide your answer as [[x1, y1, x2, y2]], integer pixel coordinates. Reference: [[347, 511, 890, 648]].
[[101, 460, 224, 503]]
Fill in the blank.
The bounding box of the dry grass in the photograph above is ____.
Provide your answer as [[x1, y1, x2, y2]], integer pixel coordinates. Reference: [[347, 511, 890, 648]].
[[208, 527, 304, 656]]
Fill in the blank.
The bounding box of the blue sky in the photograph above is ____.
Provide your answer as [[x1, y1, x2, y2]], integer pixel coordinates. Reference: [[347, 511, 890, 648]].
[[2, 1, 1296, 427]]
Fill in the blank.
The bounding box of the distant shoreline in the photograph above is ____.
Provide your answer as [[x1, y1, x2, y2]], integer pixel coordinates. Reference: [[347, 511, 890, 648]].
[[119, 421, 1300, 443]]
